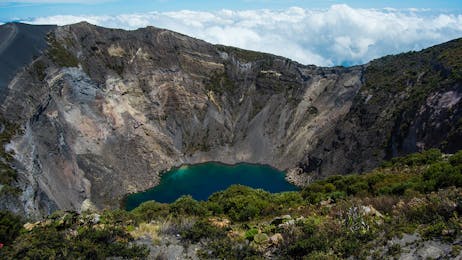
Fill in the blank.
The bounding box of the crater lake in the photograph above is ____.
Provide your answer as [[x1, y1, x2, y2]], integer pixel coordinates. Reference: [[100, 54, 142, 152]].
[[124, 162, 298, 210]]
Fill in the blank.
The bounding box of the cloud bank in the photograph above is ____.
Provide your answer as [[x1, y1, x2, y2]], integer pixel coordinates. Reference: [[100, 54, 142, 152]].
[[26, 5, 462, 66]]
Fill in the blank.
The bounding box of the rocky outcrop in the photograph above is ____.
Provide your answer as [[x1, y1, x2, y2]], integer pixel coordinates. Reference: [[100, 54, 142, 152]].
[[304, 40, 462, 178], [0, 22, 461, 217], [373, 233, 462, 259]]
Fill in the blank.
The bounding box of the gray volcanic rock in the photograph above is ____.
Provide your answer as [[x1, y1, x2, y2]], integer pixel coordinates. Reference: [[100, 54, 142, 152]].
[[304, 40, 462, 178], [0, 22, 461, 217], [0, 23, 56, 99]]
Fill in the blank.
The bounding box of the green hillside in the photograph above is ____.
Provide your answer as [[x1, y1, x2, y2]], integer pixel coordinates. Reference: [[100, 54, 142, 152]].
[[1, 149, 461, 259]]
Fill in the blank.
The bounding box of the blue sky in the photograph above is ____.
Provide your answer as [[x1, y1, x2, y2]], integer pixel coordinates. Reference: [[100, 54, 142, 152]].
[[1, 1, 462, 66], [1, 0, 461, 21]]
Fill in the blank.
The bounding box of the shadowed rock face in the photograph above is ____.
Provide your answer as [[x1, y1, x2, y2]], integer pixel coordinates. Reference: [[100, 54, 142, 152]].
[[304, 40, 462, 178], [0, 22, 461, 217], [0, 23, 56, 99]]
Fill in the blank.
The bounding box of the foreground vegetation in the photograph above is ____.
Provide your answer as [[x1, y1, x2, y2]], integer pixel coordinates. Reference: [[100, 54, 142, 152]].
[[0, 119, 21, 196], [1, 149, 461, 259]]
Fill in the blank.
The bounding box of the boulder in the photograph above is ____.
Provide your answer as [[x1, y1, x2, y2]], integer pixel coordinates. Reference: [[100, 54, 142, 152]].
[[269, 233, 284, 246]]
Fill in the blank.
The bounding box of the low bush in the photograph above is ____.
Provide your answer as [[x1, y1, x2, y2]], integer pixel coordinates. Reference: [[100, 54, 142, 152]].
[[131, 200, 169, 222], [4, 149, 462, 259], [170, 195, 208, 217], [181, 219, 227, 242], [208, 185, 272, 221], [0, 211, 22, 245], [3, 212, 148, 259]]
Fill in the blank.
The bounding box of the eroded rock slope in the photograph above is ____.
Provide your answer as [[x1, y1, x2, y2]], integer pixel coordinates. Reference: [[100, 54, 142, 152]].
[[0, 22, 460, 217]]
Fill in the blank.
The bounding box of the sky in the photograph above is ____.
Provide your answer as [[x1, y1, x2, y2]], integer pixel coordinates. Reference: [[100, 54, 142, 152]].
[[1, 0, 462, 66]]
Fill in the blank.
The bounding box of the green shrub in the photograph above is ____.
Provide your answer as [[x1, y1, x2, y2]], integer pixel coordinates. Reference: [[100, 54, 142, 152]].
[[388, 182, 414, 195], [390, 149, 443, 166], [4, 219, 148, 259], [206, 201, 224, 215], [335, 236, 361, 257], [0, 211, 22, 245], [100, 209, 133, 225], [420, 221, 447, 239], [0, 119, 20, 189], [287, 236, 329, 258], [328, 191, 347, 202], [272, 191, 303, 207], [302, 191, 325, 204], [423, 162, 462, 190], [253, 233, 269, 244], [208, 185, 272, 221], [280, 218, 333, 258], [198, 237, 258, 259], [181, 219, 226, 242], [347, 181, 369, 196], [131, 201, 169, 222], [245, 228, 259, 240], [170, 195, 208, 217], [302, 181, 345, 203], [449, 150, 462, 166]]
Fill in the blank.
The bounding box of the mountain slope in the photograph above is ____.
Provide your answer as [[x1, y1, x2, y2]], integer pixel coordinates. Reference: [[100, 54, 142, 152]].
[[305, 38, 462, 177], [0, 23, 56, 99], [0, 22, 460, 217]]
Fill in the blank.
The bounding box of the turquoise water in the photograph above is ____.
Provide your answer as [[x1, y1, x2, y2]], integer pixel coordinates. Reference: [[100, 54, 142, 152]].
[[124, 162, 298, 210]]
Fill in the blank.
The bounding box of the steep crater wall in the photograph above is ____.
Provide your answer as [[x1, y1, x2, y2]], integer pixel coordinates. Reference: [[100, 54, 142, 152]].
[[0, 22, 461, 217]]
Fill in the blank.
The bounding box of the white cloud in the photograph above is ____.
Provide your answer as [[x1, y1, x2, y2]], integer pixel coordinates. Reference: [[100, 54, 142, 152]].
[[25, 4, 462, 66]]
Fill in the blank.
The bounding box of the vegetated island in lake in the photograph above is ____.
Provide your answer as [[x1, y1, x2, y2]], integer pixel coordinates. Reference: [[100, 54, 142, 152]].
[[124, 162, 298, 210]]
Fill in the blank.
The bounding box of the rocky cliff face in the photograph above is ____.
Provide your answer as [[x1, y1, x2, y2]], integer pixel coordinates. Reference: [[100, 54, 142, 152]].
[[0, 22, 460, 217], [306, 40, 462, 178]]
